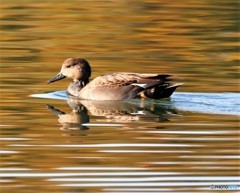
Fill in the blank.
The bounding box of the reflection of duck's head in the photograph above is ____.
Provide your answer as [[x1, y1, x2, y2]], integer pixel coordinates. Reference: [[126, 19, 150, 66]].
[[47, 104, 89, 131], [47, 58, 91, 84]]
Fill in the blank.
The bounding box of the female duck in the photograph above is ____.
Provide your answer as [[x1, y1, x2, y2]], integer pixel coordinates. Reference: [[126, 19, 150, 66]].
[[48, 58, 182, 100]]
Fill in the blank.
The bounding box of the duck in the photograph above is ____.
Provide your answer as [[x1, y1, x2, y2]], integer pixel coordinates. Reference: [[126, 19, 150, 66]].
[[47, 58, 183, 100]]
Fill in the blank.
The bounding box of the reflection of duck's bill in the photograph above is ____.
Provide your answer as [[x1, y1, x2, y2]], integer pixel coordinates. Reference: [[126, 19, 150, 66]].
[[46, 104, 65, 115], [47, 73, 66, 84]]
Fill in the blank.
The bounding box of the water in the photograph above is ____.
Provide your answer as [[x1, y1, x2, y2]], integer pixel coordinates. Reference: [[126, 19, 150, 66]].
[[0, 0, 239, 192], [33, 91, 240, 116]]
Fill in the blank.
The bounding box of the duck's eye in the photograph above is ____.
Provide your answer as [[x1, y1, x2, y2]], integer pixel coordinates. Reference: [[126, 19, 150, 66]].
[[66, 65, 71, 68]]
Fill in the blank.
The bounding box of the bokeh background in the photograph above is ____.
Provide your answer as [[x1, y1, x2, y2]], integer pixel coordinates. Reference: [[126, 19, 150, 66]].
[[1, 0, 239, 94]]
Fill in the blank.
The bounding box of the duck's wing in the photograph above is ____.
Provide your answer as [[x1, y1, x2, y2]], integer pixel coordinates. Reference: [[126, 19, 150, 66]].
[[78, 73, 173, 100], [87, 72, 172, 89]]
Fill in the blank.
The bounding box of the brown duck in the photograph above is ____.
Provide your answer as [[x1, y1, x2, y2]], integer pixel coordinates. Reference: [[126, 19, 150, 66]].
[[48, 58, 183, 100]]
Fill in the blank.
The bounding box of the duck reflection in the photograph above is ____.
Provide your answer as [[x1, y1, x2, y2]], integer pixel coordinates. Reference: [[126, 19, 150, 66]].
[[47, 102, 89, 131], [47, 97, 179, 131]]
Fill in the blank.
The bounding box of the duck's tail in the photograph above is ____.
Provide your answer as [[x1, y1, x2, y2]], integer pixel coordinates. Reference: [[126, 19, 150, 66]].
[[142, 83, 183, 99]]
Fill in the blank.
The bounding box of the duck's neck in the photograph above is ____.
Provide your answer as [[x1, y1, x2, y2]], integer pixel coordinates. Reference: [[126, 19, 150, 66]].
[[68, 79, 89, 96], [73, 79, 89, 90]]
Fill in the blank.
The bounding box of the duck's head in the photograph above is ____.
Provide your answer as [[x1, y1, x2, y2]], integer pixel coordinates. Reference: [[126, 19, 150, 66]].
[[47, 58, 91, 84]]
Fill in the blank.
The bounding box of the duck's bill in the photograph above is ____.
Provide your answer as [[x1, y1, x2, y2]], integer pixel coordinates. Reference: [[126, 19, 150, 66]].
[[47, 73, 66, 84]]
